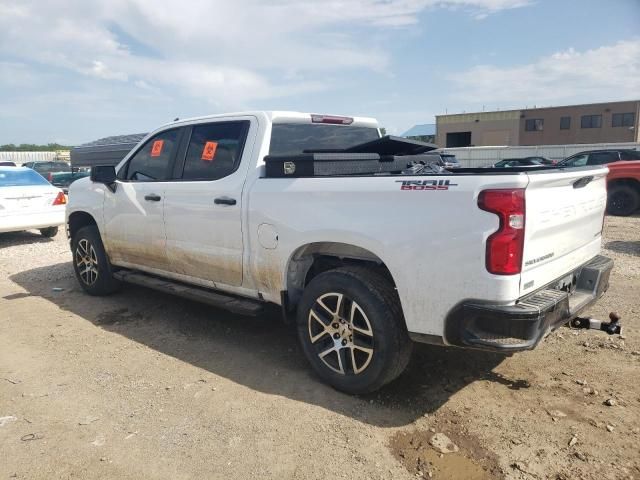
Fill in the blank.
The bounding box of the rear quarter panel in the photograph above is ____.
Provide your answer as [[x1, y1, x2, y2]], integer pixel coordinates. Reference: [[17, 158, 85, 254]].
[[248, 173, 528, 337]]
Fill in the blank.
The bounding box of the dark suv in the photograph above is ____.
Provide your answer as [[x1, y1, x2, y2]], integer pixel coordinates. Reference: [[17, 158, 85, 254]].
[[558, 149, 640, 167]]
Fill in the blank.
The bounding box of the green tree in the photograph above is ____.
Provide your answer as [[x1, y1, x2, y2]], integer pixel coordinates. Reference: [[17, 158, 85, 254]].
[[0, 143, 73, 152]]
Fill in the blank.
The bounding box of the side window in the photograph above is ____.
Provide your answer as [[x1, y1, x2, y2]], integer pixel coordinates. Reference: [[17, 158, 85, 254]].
[[588, 152, 619, 165], [181, 121, 249, 181], [124, 129, 179, 181], [525, 118, 544, 131], [620, 150, 640, 161], [565, 154, 588, 167]]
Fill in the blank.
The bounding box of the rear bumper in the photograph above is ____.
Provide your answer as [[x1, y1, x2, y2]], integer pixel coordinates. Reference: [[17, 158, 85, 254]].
[[0, 210, 65, 233], [444, 255, 613, 352]]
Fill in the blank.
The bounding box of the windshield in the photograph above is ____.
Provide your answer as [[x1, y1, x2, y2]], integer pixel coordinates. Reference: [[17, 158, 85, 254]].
[[0, 169, 50, 187], [269, 123, 380, 155]]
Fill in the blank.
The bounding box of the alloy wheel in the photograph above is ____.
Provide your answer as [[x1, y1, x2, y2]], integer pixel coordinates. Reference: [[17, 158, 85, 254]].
[[307, 292, 374, 375], [611, 191, 631, 213], [75, 238, 99, 285]]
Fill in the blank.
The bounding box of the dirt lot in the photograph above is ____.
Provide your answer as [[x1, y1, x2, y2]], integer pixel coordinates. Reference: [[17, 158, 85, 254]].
[[1, 216, 639, 480]]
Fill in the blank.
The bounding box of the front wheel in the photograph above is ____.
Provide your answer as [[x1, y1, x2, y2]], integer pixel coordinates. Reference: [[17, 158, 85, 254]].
[[71, 226, 121, 295], [296, 266, 412, 394]]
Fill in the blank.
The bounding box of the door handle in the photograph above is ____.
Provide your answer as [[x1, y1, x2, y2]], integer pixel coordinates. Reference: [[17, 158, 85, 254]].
[[214, 197, 237, 206], [144, 194, 162, 202]]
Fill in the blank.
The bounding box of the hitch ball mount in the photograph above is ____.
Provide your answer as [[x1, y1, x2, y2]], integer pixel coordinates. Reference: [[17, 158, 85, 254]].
[[570, 312, 622, 335]]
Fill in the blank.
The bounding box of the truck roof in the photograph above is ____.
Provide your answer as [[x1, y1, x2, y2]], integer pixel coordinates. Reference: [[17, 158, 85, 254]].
[[162, 111, 379, 130]]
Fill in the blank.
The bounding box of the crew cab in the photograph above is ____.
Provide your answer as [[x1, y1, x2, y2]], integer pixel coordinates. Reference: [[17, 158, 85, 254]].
[[66, 111, 614, 394]]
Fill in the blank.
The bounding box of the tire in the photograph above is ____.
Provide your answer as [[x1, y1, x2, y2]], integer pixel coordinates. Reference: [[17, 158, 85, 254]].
[[607, 185, 640, 216], [39, 226, 58, 238], [71, 225, 121, 295], [296, 266, 412, 394]]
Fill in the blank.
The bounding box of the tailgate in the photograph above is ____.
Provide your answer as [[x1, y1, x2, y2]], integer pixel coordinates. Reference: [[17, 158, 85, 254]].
[[520, 167, 608, 296]]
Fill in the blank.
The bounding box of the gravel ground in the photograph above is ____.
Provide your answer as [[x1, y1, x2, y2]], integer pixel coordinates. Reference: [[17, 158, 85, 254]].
[[0, 215, 639, 480]]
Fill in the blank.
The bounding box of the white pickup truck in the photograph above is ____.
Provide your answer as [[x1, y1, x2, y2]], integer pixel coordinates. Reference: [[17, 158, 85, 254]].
[[66, 111, 614, 394]]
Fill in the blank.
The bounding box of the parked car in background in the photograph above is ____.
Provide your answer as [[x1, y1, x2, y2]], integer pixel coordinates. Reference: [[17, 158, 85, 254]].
[[558, 149, 640, 167], [492, 157, 555, 168], [48, 169, 91, 193], [23, 161, 71, 177], [0, 161, 17, 166], [0, 167, 67, 237], [605, 160, 640, 216]]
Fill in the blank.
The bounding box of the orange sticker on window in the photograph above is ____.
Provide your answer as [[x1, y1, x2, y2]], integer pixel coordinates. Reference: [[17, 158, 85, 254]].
[[151, 140, 164, 157], [201, 141, 218, 161]]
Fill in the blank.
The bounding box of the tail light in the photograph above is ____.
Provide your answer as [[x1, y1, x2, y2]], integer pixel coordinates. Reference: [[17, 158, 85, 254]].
[[48, 172, 53, 182], [478, 189, 526, 275], [311, 114, 354, 125], [52, 191, 67, 206]]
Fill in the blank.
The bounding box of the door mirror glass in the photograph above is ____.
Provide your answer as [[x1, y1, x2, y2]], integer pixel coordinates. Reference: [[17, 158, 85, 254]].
[[91, 165, 117, 190]]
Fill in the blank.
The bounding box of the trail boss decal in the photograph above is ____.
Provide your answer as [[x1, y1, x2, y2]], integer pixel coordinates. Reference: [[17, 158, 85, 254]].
[[396, 179, 458, 191]]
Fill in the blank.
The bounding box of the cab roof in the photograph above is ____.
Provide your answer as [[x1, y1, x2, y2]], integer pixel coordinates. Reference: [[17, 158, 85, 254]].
[[163, 111, 379, 130]]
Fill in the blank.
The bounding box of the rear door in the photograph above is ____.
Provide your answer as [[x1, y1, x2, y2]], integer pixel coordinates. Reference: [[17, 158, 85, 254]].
[[163, 117, 256, 287], [520, 167, 608, 296], [103, 128, 183, 271]]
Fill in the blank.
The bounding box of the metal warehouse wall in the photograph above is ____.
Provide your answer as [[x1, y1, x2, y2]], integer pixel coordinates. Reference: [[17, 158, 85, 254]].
[[439, 142, 640, 167], [0, 151, 67, 164]]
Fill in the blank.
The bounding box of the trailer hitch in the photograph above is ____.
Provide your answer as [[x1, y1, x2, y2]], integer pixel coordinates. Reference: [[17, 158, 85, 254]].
[[570, 312, 622, 335]]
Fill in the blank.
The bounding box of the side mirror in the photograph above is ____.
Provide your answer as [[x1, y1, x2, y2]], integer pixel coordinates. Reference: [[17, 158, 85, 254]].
[[90, 165, 117, 192]]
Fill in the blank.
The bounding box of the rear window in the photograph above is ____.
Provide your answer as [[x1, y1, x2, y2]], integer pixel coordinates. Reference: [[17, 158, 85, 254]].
[[269, 123, 380, 156], [0, 169, 50, 187]]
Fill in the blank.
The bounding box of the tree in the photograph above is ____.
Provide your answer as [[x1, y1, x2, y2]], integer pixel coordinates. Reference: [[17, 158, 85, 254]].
[[0, 143, 73, 152]]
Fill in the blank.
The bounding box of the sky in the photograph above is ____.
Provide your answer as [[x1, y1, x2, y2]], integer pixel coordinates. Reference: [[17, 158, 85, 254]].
[[0, 0, 639, 145]]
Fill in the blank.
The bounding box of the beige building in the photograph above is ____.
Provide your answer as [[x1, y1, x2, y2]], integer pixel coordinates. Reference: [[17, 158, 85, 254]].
[[436, 100, 640, 148]]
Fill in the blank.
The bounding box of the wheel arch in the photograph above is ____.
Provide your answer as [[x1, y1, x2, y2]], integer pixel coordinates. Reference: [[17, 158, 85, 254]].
[[68, 211, 98, 239], [284, 241, 397, 310]]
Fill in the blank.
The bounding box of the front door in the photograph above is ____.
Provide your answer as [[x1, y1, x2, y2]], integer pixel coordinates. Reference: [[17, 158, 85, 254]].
[[103, 128, 182, 272], [163, 118, 255, 287]]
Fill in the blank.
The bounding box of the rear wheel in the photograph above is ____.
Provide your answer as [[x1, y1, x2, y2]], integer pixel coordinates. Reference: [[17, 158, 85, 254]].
[[71, 225, 121, 295], [296, 266, 412, 394], [607, 185, 639, 216], [39, 226, 58, 238]]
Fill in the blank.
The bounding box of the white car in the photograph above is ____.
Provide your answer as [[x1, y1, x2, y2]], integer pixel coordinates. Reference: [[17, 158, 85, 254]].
[[66, 111, 613, 393], [0, 167, 66, 237]]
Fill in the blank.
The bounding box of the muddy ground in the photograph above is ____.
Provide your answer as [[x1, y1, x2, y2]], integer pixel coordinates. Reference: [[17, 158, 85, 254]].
[[1, 215, 638, 480]]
